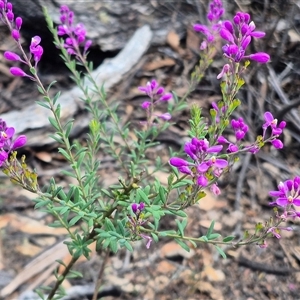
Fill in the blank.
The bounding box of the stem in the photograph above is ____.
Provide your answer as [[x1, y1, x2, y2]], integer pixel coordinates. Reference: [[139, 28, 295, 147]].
[[92, 250, 110, 300], [47, 255, 78, 300]]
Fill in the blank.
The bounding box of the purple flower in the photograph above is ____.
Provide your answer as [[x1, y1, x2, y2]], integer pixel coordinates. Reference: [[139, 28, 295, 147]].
[[248, 52, 270, 63], [217, 64, 230, 79], [170, 157, 190, 168], [57, 5, 92, 59], [207, 0, 224, 22], [158, 113, 171, 121], [263, 111, 286, 136], [11, 29, 20, 41], [30, 36, 43, 63], [4, 51, 21, 61], [138, 80, 172, 102], [140, 233, 152, 249], [0, 118, 27, 167], [10, 67, 27, 77], [220, 12, 269, 64], [231, 117, 248, 140], [12, 135, 27, 150], [141, 101, 151, 109], [131, 202, 145, 214], [15, 16, 22, 30], [269, 177, 300, 207]]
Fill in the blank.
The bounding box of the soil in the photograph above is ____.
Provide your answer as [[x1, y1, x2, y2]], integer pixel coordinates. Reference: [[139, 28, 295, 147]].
[[1, 1, 300, 300]]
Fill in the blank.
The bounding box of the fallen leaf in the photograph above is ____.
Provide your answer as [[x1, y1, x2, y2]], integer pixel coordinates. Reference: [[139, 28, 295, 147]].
[[201, 265, 225, 282], [16, 239, 42, 257], [143, 58, 176, 71], [167, 30, 180, 50]]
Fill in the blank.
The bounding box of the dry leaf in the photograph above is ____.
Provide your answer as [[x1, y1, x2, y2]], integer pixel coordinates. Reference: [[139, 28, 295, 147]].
[[201, 265, 225, 282], [143, 58, 176, 71], [167, 30, 180, 50], [35, 151, 52, 163]]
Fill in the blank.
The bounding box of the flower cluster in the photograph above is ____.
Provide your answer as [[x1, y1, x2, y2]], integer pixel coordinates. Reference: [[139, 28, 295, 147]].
[[269, 177, 300, 220], [1, 0, 43, 78], [170, 138, 227, 194], [262, 111, 286, 149], [220, 12, 270, 63], [217, 117, 249, 153], [57, 5, 92, 58], [0, 119, 26, 167], [193, 0, 224, 49], [127, 202, 152, 249], [138, 79, 172, 122], [0, 0, 21, 39]]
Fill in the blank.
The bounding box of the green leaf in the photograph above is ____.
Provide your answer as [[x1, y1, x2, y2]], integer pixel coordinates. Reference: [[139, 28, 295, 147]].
[[35, 100, 50, 109], [117, 220, 125, 236], [58, 148, 71, 161], [174, 238, 190, 252], [48, 117, 60, 131], [69, 215, 82, 226], [206, 220, 215, 238], [222, 235, 235, 243], [60, 206, 69, 215], [158, 186, 166, 204], [215, 245, 226, 259], [52, 91, 61, 105], [167, 210, 187, 218], [66, 270, 83, 279], [151, 232, 159, 243], [124, 241, 133, 251], [175, 219, 184, 237], [73, 187, 80, 203], [34, 199, 51, 209], [109, 238, 118, 253], [136, 189, 150, 205], [172, 180, 193, 188], [105, 218, 116, 231], [64, 120, 74, 138], [207, 233, 221, 240], [60, 170, 77, 178], [188, 239, 197, 248]]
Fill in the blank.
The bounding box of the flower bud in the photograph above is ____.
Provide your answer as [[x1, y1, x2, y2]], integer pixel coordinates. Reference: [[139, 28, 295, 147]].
[[10, 67, 27, 77], [12, 29, 20, 41], [170, 157, 190, 167], [4, 51, 21, 61], [249, 52, 270, 64], [15, 17, 22, 30], [12, 135, 27, 150]]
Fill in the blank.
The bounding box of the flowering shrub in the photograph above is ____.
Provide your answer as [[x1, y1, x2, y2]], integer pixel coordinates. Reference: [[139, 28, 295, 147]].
[[0, 0, 297, 299]]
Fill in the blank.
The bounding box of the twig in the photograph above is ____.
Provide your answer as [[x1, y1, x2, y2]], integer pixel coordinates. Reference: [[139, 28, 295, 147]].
[[92, 250, 110, 300]]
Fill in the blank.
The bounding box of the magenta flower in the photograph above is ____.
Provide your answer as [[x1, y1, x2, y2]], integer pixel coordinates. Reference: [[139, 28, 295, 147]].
[[10, 67, 27, 77], [220, 12, 269, 64], [158, 113, 171, 121], [170, 138, 227, 190], [138, 80, 172, 102], [57, 5, 92, 58], [131, 202, 145, 214], [248, 52, 270, 63], [4, 51, 21, 61], [170, 157, 190, 168], [231, 117, 249, 140], [29, 36, 43, 63], [269, 177, 300, 207], [262, 111, 286, 137], [141, 101, 151, 109], [193, 0, 224, 46], [0, 118, 27, 167]]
